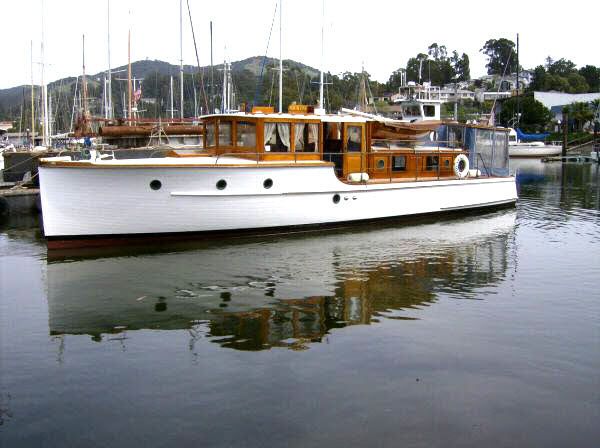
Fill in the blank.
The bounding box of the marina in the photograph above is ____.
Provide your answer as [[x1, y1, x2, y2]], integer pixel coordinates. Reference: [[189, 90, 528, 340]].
[[1, 0, 600, 446]]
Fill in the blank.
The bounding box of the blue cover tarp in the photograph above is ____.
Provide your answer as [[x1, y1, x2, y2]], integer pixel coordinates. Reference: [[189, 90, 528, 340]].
[[516, 128, 548, 141]]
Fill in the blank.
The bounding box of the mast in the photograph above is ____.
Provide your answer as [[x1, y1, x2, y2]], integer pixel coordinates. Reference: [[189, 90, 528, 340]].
[[128, 30, 132, 120], [30, 40, 35, 146], [179, 0, 184, 119], [210, 21, 214, 114], [40, 0, 49, 146], [170, 76, 174, 119], [222, 60, 227, 112], [278, 0, 283, 113], [107, 0, 112, 119], [319, 0, 324, 112], [516, 33, 520, 127], [82, 35, 89, 122]]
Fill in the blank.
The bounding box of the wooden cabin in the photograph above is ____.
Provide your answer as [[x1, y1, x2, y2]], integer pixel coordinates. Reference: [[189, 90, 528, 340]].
[[200, 105, 468, 183]]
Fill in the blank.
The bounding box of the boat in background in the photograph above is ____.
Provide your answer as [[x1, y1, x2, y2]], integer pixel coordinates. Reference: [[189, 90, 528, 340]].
[[508, 128, 562, 157]]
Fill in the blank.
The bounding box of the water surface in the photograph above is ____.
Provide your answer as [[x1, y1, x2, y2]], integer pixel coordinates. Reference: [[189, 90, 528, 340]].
[[1, 160, 599, 447]]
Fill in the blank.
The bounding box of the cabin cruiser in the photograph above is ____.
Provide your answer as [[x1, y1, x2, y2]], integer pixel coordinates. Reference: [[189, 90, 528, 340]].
[[38, 105, 517, 248]]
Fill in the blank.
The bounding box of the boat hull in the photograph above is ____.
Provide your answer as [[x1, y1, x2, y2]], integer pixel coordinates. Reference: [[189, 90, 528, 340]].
[[509, 144, 562, 157], [39, 164, 517, 247]]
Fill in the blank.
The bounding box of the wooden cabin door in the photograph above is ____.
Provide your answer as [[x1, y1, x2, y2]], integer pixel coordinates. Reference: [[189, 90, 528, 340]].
[[343, 123, 366, 178]]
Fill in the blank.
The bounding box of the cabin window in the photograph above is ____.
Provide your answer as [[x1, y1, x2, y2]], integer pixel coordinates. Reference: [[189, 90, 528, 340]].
[[206, 122, 216, 147], [426, 155, 439, 171], [346, 126, 362, 152], [218, 120, 232, 147], [237, 121, 256, 148], [392, 156, 406, 171], [403, 105, 421, 117], [423, 105, 436, 117], [294, 123, 319, 152], [376, 159, 386, 170], [264, 122, 291, 152]]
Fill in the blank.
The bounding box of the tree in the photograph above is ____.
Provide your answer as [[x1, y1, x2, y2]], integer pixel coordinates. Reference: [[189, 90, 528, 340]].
[[546, 58, 577, 77], [406, 53, 429, 83], [529, 65, 547, 91], [570, 101, 594, 131], [480, 38, 518, 75], [579, 65, 600, 92], [452, 52, 470, 82], [498, 96, 552, 131], [566, 72, 590, 93], [387, 68, 406, 92]]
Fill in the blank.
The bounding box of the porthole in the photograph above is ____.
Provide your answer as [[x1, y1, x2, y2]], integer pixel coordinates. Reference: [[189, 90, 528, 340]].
[[263, 178, 273, 189], [216, 179, 227, 190], [376, 159, 385, 170], [333, 194, 341, 204], [150, 180, 162, 190]]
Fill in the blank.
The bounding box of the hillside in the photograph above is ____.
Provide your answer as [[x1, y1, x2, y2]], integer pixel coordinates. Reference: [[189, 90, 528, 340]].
[[0, 56, 326, 131]]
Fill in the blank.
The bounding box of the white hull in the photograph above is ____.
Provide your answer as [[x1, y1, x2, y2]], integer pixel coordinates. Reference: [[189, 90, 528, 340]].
[[509, 143, 562, 158], [39, 160, 517, 242]]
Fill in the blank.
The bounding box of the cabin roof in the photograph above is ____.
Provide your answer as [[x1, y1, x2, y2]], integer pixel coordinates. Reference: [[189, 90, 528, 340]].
[[201, 112, 370, 123]]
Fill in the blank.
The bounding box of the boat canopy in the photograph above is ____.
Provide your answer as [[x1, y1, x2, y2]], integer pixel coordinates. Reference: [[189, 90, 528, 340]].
[[516, 128, 549, 141], [438, 124, 510, 177]]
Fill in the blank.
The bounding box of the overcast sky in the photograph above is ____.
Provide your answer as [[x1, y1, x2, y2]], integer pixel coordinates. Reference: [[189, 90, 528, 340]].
[[2, 0, 598, 90]]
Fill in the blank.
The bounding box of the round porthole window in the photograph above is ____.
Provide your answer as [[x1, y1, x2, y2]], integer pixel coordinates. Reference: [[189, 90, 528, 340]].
[[376, 159, 385, 169], [263, 178, 273, 189], [216, 179, 227, 190], [333, 194, 341, 204], [150, 180, 162, 190]]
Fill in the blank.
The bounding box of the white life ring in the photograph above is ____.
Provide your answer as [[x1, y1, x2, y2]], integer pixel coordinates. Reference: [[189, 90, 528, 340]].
[[453, 154, 469, 178]]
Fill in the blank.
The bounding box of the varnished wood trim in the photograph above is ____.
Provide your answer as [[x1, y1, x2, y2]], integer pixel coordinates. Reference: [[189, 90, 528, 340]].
[[39, 161, 335, 169]]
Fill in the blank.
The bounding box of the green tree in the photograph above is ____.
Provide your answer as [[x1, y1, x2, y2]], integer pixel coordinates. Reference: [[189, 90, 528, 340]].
[[480, 38, 518, 75], [498, 96, 552, 131], [579, 65, 600, 91], [547, 58, 577, 76], [570, 101, 594, 131]]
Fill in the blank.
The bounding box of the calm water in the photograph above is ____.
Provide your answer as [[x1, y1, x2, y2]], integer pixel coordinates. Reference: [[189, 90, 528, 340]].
[[1, 160, 599, 447]]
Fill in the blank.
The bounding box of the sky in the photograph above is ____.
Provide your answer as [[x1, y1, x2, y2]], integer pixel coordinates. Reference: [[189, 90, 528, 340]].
[[1, 0, 599, 90]]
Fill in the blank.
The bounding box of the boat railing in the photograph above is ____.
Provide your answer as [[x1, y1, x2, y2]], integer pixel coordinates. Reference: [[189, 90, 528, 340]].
[[474, 153, 491, 177]]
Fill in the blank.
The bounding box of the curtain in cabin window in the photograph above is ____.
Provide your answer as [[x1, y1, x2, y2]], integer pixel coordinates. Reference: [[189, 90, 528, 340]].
[[307, 124, 319, 152], [277, 123, 291, 149], [264, 122, 276, 147], [294, 123, 305, 151]]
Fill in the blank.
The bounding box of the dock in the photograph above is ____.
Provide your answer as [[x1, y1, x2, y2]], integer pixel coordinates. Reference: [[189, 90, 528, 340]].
[[0, 185, 40, 218]]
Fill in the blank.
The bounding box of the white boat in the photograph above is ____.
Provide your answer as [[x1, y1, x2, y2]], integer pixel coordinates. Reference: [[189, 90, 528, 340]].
[[38, 106, 517, 248], [508, 128, 562, 157]]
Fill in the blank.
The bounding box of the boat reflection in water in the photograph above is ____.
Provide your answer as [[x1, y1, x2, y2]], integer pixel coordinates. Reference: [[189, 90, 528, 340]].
[[46, 210, 516, 351]]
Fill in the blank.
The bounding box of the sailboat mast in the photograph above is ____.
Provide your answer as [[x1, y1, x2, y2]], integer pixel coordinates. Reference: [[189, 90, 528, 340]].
[[128, 30, 132, 120], [278, 0, 282, 113], [516, 33, 520, 127], [222, 60, 227, 112], [179, 0, 184, 119], [319, 0, 324, 111], [170, 76, 174, 119], [210, 21, 214, 114], [82, 35, 88, 121], [107, 0, 112, 119], [30, 40, 35, 145], [41, 0, 49, 146]]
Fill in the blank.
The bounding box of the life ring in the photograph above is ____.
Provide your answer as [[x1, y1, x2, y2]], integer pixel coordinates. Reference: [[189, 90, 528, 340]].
[[453, 154, 469, 178]]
